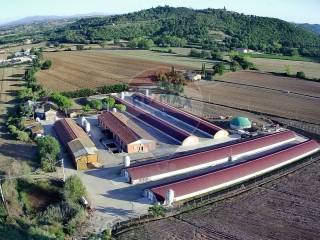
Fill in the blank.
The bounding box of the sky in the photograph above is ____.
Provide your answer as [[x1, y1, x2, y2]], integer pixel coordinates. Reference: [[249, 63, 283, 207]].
[[0, 0, 319, 24]]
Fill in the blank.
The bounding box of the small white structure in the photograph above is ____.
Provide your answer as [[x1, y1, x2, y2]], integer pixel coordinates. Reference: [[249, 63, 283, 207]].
[[235, 48, 254, 54], [124, 155, 131, 168], [186, 71, 201, 81], [121, 92, 125, 99], [81, 117, 86, 127], [112, 108, 117, 113], [165, 189, 175, 206], [145, 89, 149, 97], [85, 121, 91, 133]]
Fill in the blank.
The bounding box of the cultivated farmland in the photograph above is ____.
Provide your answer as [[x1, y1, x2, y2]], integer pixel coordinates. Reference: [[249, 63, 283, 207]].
[[250, 57, 320, 79], [36, 49, 213, 91], [118, 159, 320, 240], [184, 72, 320, 124]]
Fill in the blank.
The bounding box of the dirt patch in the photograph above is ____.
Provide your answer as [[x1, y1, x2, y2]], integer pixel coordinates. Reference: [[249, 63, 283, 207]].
[[27, 188, 61, 211]]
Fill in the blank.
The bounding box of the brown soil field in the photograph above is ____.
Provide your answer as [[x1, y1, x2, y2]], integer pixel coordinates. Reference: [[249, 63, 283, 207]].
[[36, 50, 192, 91], [184, 79, 320, 125], [118, 160, 320, 240], [217, 71, 320, 97]]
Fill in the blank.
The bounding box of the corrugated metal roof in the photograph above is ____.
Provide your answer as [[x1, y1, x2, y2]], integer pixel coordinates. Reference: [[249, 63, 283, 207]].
[[127, 130, 296, 182], [98, 111, 141, 145], [115, 96, 194, 143], [132, 93, 224, 135], [150, 140, 320, 202], [54, 118, 89, 146], [67, 138, 97, 158]]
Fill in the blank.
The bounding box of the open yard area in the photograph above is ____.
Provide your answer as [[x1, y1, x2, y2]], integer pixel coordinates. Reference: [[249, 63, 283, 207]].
[[118, 159, 320, 240], [250, 57, 320, 79], [36, 49, 213, 91]]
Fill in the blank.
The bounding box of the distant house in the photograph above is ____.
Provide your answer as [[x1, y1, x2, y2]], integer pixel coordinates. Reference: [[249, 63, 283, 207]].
[[35, 103, 57, 121], [185, 71, 202, 81], [235, 48, 254, 54]]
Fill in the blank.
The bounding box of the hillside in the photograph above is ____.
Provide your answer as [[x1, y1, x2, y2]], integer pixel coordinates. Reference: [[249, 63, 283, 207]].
[[299, 23, 320, 34], [47, 6, 320, 57]]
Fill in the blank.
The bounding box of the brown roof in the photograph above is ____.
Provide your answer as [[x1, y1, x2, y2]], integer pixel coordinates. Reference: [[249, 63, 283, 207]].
[[54, 118, 88, 146], [151, 140, 320, 202], [127, 130, 296, 182], [98, 111, 141, 145]]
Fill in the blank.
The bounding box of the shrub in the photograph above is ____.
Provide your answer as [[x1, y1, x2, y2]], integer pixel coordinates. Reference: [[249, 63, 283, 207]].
[[148, 204, 166, 217], [41, 60, 52, 70], [82, 104, 91, 112], [114, 104, 126, 112], [63, 175, 86, 203], [36, 136, 60, 172], [213, 63, 226, 75], [89, 99, 103, 111], [16, 130, 30, 142], [296, 71, 306, 79]]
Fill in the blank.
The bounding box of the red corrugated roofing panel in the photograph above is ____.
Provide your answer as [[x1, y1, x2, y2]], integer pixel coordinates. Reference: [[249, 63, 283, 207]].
[[127, 130, 296, 181], [115, 96, 192, 143], [151, 140, 320, 201], [132, 93, 223, 135], [98, 111, 141, 145], [53, 118, 88, 146]]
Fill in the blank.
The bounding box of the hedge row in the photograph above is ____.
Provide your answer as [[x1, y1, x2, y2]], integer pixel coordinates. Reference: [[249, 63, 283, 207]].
[[61, 83, 128, 98]]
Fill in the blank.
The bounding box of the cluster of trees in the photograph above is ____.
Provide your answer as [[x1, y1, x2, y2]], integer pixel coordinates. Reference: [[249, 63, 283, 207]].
[[84, 97, 126, 112], [155, 67, 186, 95], [46, 6, 320, 57], [128, 37, 155, 49], [62, 83, 128, 98], [36, 136, 60, 172], [51, 92, 73, 113]]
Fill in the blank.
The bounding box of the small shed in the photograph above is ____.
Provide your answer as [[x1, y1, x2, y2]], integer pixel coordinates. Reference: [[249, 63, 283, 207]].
[[230, 117, 252, 130], [67, 138, 99, 170], [30, 123, 44, 138]]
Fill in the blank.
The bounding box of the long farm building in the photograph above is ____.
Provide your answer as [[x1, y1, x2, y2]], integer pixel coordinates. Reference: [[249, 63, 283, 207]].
[[132, 92, 229, 139], [125, 130, 297, 184], [54, 118, 99, 170], [146, 140, 320, 205]]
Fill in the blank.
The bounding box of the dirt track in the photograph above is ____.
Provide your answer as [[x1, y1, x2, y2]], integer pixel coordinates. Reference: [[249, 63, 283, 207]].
[[118, 159, 320, 240]]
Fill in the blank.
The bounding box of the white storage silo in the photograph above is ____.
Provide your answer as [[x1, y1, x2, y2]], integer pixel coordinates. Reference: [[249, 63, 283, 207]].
[[81, 117, 86, 127], [124, 155, 131, 167], [165, 189, 175, 206], [85, 120, 91, 133]]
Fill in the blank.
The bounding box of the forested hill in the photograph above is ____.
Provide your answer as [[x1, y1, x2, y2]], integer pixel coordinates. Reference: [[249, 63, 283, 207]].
[[299, 23, 320, 35], [49, 6, 320, 57]]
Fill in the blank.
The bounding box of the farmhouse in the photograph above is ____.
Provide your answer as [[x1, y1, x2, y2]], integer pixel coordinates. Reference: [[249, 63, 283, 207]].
[[125, 130, 297, 184], [54, 118, 99, 170], [98, 111, 156, 153], [146, 140, 320, 205]]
